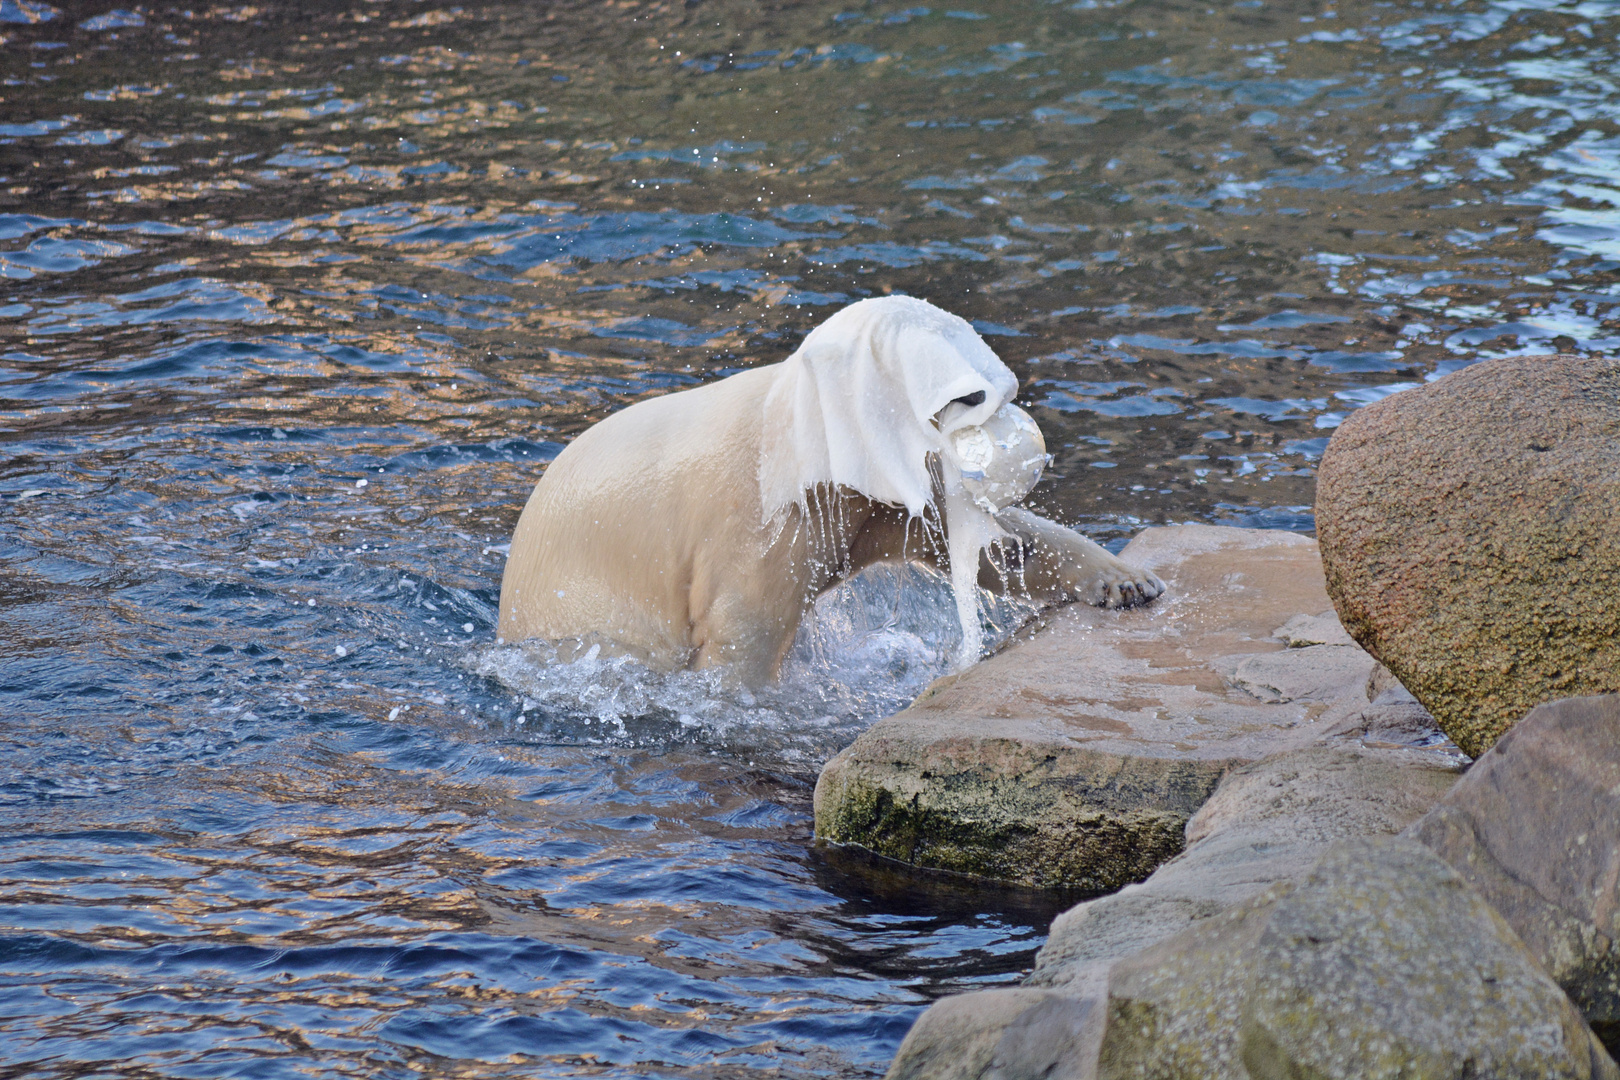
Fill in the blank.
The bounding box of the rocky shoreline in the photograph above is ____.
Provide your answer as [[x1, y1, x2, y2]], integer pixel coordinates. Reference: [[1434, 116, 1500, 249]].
[[874, 695, 1620, 1080], [815, 356, 1620, 1079]]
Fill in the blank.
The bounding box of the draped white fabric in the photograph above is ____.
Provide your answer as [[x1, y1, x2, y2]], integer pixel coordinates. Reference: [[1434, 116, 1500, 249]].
[[757, 295, 1019, 524]]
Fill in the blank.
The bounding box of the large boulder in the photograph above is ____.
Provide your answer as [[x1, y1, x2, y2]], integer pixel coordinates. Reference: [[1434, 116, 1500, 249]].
[[883, 742, 1463, 1080], [1030, 743, 1462, 989], [1315, 354, 1620, 757], [815, 524, 1380, 891], [1409, 695, 1620, 1053], [1097, 838, 1619, 1080]]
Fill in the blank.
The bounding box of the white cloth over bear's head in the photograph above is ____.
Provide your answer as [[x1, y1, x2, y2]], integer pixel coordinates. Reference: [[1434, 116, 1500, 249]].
[[758, 295, 1023, 523]]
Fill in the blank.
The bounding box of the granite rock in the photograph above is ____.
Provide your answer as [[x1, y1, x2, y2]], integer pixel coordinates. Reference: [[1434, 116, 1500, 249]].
[[1098, 838, 1619, 1080], [1030, 744, 1462, 986], [1409, 695, 1620, 1053], [883, 743, 1463, 1080], [1315, 353, 1620, 757], [886, 989, 1098, 1080]]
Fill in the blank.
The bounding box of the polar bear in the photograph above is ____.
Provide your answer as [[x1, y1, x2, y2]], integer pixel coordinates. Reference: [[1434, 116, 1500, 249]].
[[497, 295, 1164, 687]]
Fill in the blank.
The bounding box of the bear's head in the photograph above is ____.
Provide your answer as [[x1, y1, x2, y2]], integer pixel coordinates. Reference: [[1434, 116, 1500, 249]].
[[758, 295, 1042, 523]]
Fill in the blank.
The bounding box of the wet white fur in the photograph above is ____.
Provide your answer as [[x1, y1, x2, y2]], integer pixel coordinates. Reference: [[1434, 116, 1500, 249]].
[[498, 296, 1164, 685]]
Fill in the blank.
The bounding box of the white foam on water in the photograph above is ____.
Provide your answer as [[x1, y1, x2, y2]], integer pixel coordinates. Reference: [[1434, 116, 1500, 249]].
[[472, 562, 1037, 768], [477, 300, 1051, 758]]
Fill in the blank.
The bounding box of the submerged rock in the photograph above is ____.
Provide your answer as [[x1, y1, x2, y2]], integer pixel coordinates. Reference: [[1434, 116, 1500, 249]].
[[1098, 838, 1618, 1080], [1315, 353, 1620, 757], [815, 524, 1377, 890], [1409, 695, 1620, 1054]]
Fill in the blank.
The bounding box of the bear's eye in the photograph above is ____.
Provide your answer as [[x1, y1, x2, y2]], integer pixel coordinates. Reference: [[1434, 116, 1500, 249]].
[[952, 390, 986, 408]]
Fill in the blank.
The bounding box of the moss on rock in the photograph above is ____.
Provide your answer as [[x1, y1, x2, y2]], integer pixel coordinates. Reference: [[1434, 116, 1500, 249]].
[[816, 743, 1220, 890]]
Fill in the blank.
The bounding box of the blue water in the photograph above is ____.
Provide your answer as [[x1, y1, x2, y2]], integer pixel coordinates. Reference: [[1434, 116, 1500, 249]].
[[3, 0, 1619, 1074]]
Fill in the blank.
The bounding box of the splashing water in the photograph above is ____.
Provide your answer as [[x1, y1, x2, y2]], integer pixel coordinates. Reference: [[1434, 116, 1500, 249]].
[[474, 562, 1037, 767], [752, 296, 1025, 669], [938, 401, 1050, 666]]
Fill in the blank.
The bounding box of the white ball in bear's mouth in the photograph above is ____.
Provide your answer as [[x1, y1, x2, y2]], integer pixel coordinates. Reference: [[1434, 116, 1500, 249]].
[[947, 402, 1047, 513]]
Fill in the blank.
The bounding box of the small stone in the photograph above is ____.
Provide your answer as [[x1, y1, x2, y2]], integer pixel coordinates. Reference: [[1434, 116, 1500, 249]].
[[1229, 644, 1376, 704], [1272, 610, 1357, 648]]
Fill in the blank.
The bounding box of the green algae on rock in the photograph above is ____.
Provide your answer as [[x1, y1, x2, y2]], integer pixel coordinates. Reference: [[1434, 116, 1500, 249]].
[[816, 730, 1221, 890], [1316, 354, 1620, 758]]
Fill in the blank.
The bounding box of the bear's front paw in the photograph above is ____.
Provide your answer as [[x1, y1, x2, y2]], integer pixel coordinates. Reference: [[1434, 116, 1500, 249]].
[[1074, 557, 1165, 609]]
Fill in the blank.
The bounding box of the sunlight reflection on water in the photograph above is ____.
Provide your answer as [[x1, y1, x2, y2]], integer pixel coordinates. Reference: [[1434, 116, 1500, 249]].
[[3, 0, 1619, 1074]]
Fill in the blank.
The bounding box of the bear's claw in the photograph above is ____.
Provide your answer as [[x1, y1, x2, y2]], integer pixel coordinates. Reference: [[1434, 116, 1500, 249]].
[[1083, 557, 1165, 609]]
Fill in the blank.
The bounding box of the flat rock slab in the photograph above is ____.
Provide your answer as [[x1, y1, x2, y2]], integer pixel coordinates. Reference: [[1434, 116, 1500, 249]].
[[814, 523, 1379, 891]]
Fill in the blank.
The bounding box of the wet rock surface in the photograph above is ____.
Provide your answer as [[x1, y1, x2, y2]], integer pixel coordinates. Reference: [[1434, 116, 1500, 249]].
[[814, 524, 1382, 890], [1099, 838, 1619, 1080], [1408, 695, 1620, 1054], [1316, 354, 1620, 758]]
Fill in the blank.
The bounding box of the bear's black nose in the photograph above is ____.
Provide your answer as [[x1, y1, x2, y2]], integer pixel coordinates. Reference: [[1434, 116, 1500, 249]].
[[953, 390, 986, 408]]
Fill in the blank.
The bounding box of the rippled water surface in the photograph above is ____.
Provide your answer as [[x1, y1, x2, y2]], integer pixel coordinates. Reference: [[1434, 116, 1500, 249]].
[[4, 0, 1619, 1074]]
